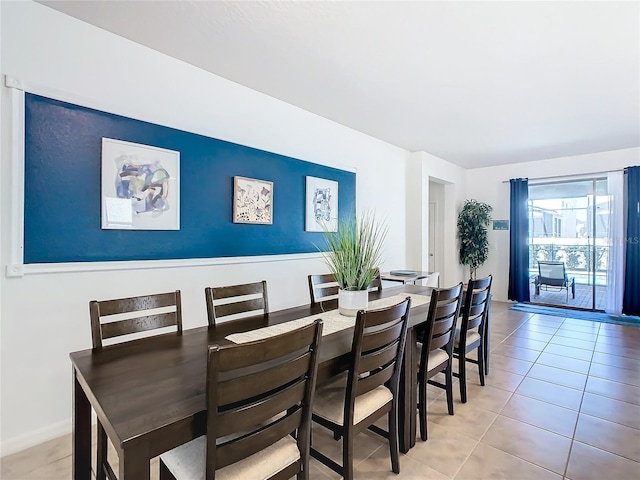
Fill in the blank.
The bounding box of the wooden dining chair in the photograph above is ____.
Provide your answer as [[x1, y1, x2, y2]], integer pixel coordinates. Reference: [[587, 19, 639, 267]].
[[205, 281, 269, 326], [310, 297, 411, 480], [89, 290, 183, 480], [454, 275, 493, 403], [159, 319, 323, 480], [416, 282, 464, 440], [308, 273, 339, 306], [368, 267, 383, 292]]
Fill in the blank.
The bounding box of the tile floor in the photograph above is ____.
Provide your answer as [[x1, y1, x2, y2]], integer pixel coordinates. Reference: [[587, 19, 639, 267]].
[[2, 301, 639, 479]]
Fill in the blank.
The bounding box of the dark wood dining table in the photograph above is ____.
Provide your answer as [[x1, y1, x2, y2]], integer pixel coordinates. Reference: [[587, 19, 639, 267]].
[[70, 284, 434, 479]]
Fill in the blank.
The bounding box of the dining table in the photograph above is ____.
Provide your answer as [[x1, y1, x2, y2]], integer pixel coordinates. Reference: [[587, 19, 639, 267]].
[[381, 270, 433, 285], [70, 284, 435, 479]]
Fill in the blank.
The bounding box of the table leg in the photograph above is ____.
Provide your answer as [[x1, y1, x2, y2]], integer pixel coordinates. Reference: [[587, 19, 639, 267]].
[[398, 327, 417, 453], [120, 443, 151, 480], [73, 369, 92, 480]]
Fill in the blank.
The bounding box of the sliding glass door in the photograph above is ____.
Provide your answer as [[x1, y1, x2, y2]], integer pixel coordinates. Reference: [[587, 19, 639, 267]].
[[528, 178, 610, 310]]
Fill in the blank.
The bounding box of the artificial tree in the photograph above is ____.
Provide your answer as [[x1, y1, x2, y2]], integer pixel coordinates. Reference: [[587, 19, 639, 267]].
[[457, 199, 493, 280]]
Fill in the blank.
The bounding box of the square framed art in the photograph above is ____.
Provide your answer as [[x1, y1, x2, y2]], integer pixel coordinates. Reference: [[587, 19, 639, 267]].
[[101, 138, 180, 230], [233, 176, 273, 224]]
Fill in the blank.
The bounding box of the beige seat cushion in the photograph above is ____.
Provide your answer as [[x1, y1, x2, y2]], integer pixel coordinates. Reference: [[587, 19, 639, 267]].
[[313, 374, 393, 426], [455, 328, 481, 348], [416, 344, 449, 372], [159, 435, 299, 480]]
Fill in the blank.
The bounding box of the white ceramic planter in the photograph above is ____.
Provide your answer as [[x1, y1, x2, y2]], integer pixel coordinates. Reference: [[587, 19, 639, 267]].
[[338, 289, 369, 317]]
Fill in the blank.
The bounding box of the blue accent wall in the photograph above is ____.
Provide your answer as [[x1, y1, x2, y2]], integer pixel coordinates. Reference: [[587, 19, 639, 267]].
[[24, 94, 356, 263]]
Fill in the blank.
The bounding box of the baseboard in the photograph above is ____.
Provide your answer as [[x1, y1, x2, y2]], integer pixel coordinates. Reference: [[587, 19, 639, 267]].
[[1, 419, 72, 457]]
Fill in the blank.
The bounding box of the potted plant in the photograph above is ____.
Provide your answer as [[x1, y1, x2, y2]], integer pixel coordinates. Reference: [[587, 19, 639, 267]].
[[321, 211, 387, 316], [457, 199, 493, 280]]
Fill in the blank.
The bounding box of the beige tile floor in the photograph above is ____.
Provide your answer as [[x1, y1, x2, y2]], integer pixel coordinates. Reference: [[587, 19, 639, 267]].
[[2, 301, 640, 479]]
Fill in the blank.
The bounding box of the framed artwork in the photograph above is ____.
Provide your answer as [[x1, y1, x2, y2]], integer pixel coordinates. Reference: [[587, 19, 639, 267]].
[[101, 138, 180, 230], [305, 176, 338, 232], [233, 176, 273, 224], [493, 220, 510, 230]]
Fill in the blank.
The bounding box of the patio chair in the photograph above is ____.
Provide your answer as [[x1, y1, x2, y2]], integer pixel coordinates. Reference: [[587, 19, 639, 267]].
[[535, 261, 575, 302]]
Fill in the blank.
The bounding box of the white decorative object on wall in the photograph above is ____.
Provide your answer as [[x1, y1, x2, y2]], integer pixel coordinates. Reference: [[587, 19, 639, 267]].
[[101, 138, 180, 230], [233, 176, 273, 224], [305, 176, 338, 232]]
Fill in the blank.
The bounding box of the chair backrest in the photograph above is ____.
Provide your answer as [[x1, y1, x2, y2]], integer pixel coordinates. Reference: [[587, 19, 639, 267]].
[[368, 268, 383, 292], [425, 272, 440, 288], [344, 297, 411, 425], [205, 320, 323, 479], [205, 281, 269, 326], [418, 283, 464, 374], [538, 261, 567, 286], [89, 291, 182, 349], [459, 275, 493, 343], [308, 273, 339, 306]]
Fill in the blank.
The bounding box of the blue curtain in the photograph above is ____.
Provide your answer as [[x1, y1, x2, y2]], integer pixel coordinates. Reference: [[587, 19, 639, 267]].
[[623, 166, 640, 316], [508, 178, 530, 302]]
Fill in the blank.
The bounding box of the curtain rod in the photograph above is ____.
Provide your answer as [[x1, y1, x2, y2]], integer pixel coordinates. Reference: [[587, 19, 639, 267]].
[[501, 168, 625, 184]]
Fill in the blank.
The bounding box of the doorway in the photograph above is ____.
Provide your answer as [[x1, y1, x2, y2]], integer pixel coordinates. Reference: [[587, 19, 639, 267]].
[[528, 178, 610, 311]]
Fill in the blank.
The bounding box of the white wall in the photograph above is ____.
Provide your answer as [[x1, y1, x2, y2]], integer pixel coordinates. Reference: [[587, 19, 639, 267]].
[[466, 147, 640, 302], [406, 151, 466, 287], [0, 1, 425, 454]]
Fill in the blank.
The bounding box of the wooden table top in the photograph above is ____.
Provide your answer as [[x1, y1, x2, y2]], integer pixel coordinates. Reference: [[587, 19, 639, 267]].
[[70, 284, 433, 462]]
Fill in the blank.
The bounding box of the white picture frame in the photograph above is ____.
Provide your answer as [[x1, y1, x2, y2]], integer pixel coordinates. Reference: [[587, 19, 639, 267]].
[[233, 176, 273, 224], [101, 138, 180, 230], [305, 176, 338, 232]]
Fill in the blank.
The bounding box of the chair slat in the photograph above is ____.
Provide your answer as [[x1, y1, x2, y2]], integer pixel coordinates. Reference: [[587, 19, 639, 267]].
[[219, 352, 311, 405], [218, 379, 306, 437], [96, 292, 179, 316], [216, 408, 302, 470], [355, 363, 394, 397], [361, 321, 404, 352], [100, 312, 178, 340], [214, 282, 266, 299], [213, 298, 266, 318], [358, 341, 399, 375], [364, 299, 410, 328]]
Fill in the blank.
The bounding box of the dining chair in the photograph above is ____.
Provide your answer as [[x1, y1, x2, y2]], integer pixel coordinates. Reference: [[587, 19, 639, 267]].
[[89, 290, 183, 480], [205, 281, 269, 326], [453, 275, 493, 403], [416, 282, 464, 441], [310, 297, 411, 480], [159, 319, 323, 480], [308, 273, 339, 307], [368, 267, 383, 292]]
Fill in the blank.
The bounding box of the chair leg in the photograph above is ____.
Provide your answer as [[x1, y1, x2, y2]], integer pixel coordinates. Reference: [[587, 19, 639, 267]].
[[459, 350, 468, 403], [418, 376, 427, 441], [445, 363, 455, 415], [96, 421, 108, 480], [343, 431, 354, 480], [388, 406, 400, 474], [477, 345, 485, 387]]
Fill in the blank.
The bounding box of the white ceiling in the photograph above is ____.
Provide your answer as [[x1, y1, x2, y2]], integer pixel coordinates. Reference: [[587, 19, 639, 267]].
[[39, 1, 640, 169]]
